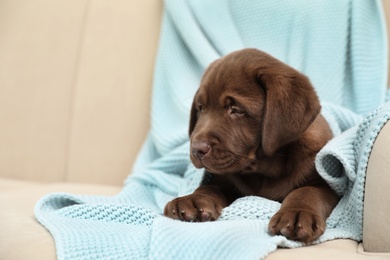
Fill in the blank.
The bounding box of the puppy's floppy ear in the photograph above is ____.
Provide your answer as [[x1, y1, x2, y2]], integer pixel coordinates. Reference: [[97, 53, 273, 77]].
[[258, 70, 321, 157]]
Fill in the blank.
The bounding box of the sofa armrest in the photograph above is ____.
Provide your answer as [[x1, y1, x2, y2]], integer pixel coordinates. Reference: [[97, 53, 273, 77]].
[[363, 120, 390, 253]]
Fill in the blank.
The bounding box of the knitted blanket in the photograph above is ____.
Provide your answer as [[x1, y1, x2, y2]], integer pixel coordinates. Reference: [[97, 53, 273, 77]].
[[35, 0, 389, 259]]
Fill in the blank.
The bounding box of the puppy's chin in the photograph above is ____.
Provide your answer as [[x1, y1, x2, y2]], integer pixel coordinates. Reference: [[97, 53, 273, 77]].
[[190, 154, 255, 174]]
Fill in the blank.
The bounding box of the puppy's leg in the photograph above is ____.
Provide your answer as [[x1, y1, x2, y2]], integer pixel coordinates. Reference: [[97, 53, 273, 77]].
[[268, 184, 339, 244]]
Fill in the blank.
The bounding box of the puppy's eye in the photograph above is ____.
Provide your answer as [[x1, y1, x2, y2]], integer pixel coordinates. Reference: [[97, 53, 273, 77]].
[[197, 104, 204, 112], [229, 106, 245, 116]]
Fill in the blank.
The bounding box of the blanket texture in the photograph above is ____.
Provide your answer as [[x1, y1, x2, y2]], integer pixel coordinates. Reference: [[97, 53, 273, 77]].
[[35, 0, 389, 259]]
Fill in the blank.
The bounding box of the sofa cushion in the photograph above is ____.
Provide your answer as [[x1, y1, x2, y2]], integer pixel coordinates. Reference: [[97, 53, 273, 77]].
[[0, 0, 162, 185]]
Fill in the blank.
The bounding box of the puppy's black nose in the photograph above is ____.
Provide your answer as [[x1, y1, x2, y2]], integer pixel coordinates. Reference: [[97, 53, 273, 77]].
[[191, 142, 211, 159]]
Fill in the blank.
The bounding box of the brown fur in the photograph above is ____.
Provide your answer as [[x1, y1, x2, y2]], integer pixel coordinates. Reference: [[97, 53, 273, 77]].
[[164, 48, 339, 244]]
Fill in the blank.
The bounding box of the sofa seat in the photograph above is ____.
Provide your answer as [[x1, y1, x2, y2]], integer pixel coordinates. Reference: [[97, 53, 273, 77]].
[[0, 180, 121, 260], [1, 178, 389, 260]]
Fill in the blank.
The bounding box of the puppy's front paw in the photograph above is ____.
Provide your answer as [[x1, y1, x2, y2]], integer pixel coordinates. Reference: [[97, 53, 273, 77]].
[[268, 209, 325, 244], [164, 194, 223, 222]]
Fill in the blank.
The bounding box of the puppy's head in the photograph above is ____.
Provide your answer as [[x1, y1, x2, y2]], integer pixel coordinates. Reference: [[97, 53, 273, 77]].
[[189, 48, 320, 174]]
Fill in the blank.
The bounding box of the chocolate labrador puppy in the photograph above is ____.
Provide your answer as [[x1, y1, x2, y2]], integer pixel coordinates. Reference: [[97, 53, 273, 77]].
[[164, 48, 339, 244]]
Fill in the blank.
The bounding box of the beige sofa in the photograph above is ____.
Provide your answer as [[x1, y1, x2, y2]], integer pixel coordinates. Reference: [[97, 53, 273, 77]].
[[1, 0, 390, 259]]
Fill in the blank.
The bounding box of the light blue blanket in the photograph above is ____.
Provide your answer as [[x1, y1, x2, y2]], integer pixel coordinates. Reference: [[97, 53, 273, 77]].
[[35, 0, 389, 259]]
